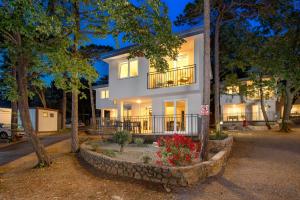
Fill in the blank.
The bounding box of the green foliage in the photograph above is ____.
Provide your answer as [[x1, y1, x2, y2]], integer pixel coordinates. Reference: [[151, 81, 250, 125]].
[[101, 149, 117, 158], [141, 154, 152, 164], [134, 137, 145, 146], [96, 0, 184, 72], [209, 131, 228, 140], [114, 131, 132, 152]]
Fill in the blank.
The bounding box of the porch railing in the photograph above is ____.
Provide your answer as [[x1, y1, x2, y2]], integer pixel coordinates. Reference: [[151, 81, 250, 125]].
[[222, 111, 278, 122], [147, 64, 196, 89], [96, 114, 201, 136]]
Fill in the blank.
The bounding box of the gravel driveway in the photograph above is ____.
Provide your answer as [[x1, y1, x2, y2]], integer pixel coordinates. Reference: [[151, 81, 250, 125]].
[[175, 131, 300, 200], [1, 131, 300, 200]]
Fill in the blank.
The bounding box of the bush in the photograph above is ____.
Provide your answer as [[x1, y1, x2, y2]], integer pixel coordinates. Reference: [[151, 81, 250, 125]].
[[156, 134, 201, 166], [101, 149, 117, 157], [114, 131, 132, 152], [209, 130, 228, 140], [134, 137, 145, 146], [141, 154, 152, 164]]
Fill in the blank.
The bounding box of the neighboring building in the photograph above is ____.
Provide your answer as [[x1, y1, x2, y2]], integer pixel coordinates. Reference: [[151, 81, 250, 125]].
[[93, 27, 205, 135], [220, 79, 300, 124], [0, 107, 59, 133]]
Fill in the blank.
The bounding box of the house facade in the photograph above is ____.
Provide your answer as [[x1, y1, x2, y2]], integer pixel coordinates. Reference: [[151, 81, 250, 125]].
[[220, 79, 300, 124], [94, 28, 204, 135]]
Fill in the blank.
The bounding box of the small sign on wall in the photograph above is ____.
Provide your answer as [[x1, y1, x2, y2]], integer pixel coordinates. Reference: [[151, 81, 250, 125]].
[[200, 105, 209, 116]]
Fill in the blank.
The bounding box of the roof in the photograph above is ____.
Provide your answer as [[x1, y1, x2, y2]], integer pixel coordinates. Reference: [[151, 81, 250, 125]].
[[101, 26, 203, 60], [92, 84, 109, 90]]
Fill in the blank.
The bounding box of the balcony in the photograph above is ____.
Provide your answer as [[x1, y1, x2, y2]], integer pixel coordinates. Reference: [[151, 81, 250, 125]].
[[147, 64, 196, 89]]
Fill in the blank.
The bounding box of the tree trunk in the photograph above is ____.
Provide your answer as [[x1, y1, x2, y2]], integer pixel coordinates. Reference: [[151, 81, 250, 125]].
[[71, 85, 79, 152], [214, 15, 221, 135], [16, 54, 51, 166], [259, 75, 271, 130], [10, 65, 18, 142], [70, 0, 80, 153], [34, 86, 47, 108], [61, 90, 67, 130], [39, 89, 47, 108], [280, 84, 293, 132], [89, 82, 96, 129], [200, 0, 211, 161]]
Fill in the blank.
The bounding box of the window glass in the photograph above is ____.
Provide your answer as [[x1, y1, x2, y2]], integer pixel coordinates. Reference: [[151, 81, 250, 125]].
[[129, 60, 138, 77], [105, 90, 109, 98], [175, 55, 188, 68], [101, 90, 106, 99], [119, 62, 128, 78]]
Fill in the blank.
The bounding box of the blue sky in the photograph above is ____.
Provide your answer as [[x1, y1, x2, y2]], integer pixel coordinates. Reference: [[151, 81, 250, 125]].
[[91, 0, 194, 80]]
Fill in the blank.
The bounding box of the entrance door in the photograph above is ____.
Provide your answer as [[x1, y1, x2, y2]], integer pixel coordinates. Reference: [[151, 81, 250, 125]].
[[164, 100, 186, 133], [104, 110, 110, 119]]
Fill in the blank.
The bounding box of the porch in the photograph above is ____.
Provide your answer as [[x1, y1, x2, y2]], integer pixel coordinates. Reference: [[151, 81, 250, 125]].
[[96, 114, 201, 136]]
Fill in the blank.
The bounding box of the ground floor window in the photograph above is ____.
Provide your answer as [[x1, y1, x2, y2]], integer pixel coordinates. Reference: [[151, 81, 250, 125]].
[[164, 100, 186, 132], [223, 104, 246, 121]]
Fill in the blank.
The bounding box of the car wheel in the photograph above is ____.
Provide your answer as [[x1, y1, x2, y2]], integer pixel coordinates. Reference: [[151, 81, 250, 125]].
[[0, 131, 8, 139]]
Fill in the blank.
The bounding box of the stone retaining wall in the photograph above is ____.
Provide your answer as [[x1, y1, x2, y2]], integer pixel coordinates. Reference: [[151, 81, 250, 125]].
[[80, 136, 233, 186]]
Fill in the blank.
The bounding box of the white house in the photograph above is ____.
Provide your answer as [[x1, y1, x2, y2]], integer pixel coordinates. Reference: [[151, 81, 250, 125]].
[[220, 79, 300, 124], [93, 27, 205, 135]]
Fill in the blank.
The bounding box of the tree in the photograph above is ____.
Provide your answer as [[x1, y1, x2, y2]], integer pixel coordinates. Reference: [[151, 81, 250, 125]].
[[175, 0, 261, 135], [50, 0, 184, 152], [0, 52, 18, 141], [242, 0, 300, 132], [0, 0, 68, 166], [200, 0, 211, 160], [79, 44, 113, 129]]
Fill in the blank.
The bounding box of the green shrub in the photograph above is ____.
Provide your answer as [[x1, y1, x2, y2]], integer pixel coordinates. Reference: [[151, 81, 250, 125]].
[[114, 131, 132, 152], [102, 149, 117, 157], [141, 154, 152, 164], [134, 137, 145, 146], [209, 131, 228, 140]]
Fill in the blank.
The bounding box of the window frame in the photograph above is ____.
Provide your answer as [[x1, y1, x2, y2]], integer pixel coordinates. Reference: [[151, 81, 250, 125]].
[[100, 89, 109, 99], [118, 59, 139, 79]]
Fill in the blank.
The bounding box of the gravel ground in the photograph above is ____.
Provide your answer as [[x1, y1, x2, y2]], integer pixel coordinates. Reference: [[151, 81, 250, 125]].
[[174, 130, 300, 200], [0, 130, 300, 200]]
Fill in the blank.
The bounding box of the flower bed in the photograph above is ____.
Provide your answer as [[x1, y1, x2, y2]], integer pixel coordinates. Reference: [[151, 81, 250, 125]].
[[80, 136, 233, 186]]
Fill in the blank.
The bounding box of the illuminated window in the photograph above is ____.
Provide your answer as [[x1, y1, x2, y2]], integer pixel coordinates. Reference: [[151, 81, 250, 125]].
[[129, 60, 138, 77], [43, 112, 48, 117], [226, 86, 239, 94], [168, 54, 189, 69], [101, 90, 109, 99], [119, 59, 138, 78]]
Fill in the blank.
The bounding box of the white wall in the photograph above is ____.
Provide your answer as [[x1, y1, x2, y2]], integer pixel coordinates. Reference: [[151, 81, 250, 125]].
[[37, 108, 58, 132], [105, 34, 204, 100], [0, 108, 11, 124], [95, 87, 117, 109], [152, 92, 202, 116]]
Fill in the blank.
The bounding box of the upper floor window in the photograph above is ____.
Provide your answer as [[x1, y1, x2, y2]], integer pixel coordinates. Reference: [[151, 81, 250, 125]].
[[226, 86, 239, 95], [168, 54, 189, 69], [119, 59, 138, 79], [101, 90, 109, 99]]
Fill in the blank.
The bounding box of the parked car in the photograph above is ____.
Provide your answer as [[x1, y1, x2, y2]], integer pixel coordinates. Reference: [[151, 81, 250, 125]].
[[66, 120, 85, 128], [0, 123, 25, 139]]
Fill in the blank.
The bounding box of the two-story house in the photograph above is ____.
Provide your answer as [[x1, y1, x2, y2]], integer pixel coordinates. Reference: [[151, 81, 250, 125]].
[[220, 78, 300, 125], [93, 27, 204, 135]]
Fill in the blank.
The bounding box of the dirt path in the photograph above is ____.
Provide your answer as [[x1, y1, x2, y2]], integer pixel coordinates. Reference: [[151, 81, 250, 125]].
[[174, 131, 300, 200], [0, 131, 300, 200]]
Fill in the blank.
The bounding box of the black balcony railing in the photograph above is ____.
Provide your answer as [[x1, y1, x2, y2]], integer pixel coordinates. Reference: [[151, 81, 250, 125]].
[[96, 114, 201, 136], [147, 64, 196, 89]]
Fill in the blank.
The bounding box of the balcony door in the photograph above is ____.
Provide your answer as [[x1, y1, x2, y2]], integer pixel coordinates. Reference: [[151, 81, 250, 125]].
[[164, 100, 186, 133]]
